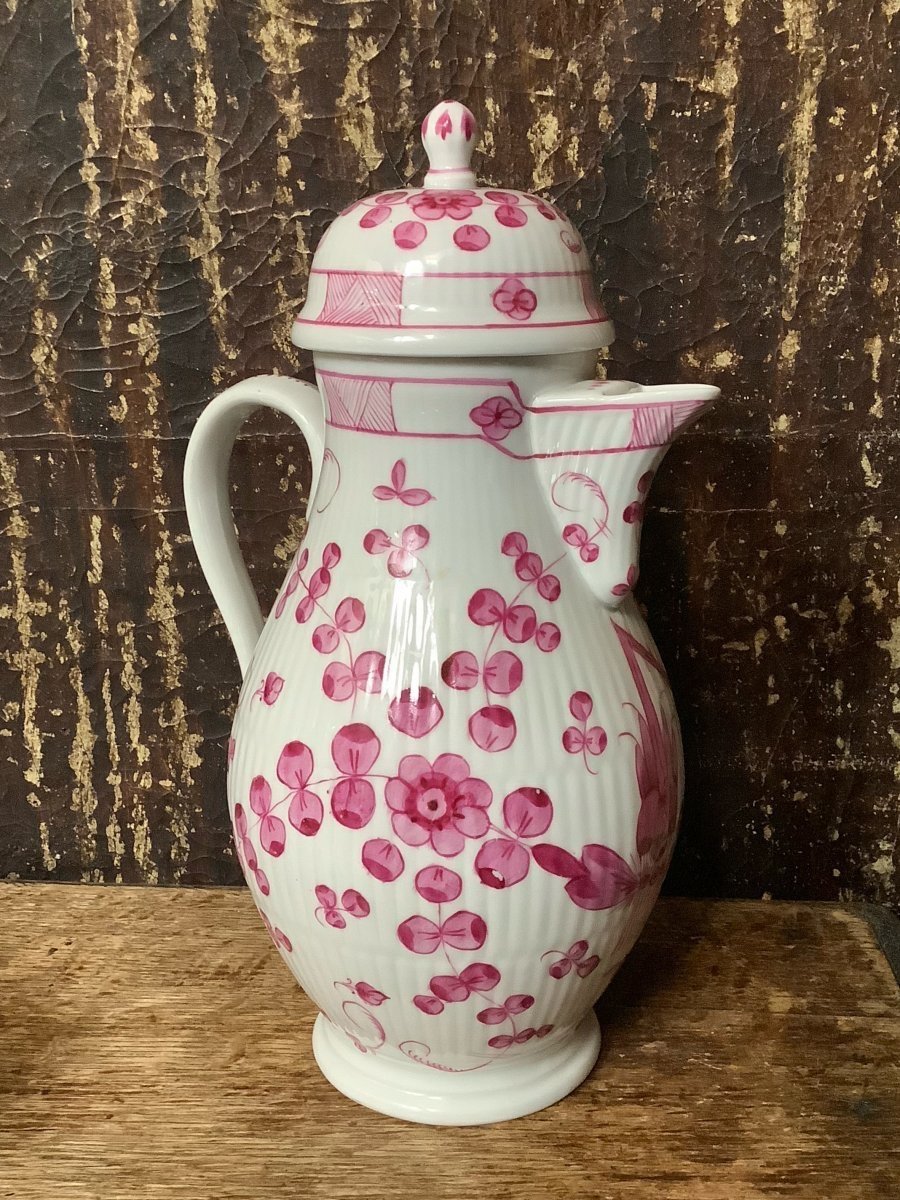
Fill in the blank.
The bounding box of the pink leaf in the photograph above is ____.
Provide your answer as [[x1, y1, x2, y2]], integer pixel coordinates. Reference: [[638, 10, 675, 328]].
[[576, 955, 600, 977], [387, 547, 416, 577], [322, 662, 355, 701], [503, 604, 537, 643], [441, 650, 481, 691], [325, 909, 347, 929], [515, 552, 543, 582], [372, 485, 396, 500], [308, 567, 330, 599], [483, 651, 523, 695], [312, 624, 340, 654], [562, 726, 584, 753], [400, 487, 433, 507], [569, 691, 593, 721], [362, 838, 405, 882], [414, 994, 444, 1015], [468, 588, 507, 626], [505, 993, 534, 1014], [233, 803, 248, 838], [537, 574, 561, 601], [390, 461, 406, 491], [360, 204, 391, 227], [322, 543, 341, 568], [353, 651, 385, 693], [295, 595, 315, 624], [581, 543, 600, 564], [502, 787, 553, 838], [315, 884, 337, 907], [355, 982, 388, 1006], [532, 843, 583, 879], [363, 529, 392, 554], [571, 844, 640, 910], [459, 962, 501, 991], [393, 220, 426, 250], [468, 705, 516, 752], [401, 524, 429, 551], [261, 673, 283, 704], [549, 958, 571, 979], [477, 1006, 508, 1026], [388, 686, 443, 738], [551, 471, 609, 528], [623, 501, 644, 524], [335, 597, 365, 633], [435, 111, 452, 139], [430, 975, 469, 1003], [332, 722, 380, 776], [440, 910, 487, 951], [488, 1034, 514, 1049], [415, 865, 462, 904], [514, 1029, 535, 1044], [276, 741, 313, 789], [331, 777, 376, 830], [535, 622, 561, 652], [569, 940, 589, 960], [584, 726, 608, 755], [259, 813, 286, 857], [475, 838, 530, 889], [254, 868, 270, 896], [342, 889, 370, 918], [501, 532, 528, 557], [288, 788, 323, 837], [249, 776, 272, 817], [397, 915, 442, 954]]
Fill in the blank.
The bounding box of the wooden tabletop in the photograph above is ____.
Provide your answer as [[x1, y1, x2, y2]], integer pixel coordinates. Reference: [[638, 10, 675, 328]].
[[0, 886, 897, 1199]]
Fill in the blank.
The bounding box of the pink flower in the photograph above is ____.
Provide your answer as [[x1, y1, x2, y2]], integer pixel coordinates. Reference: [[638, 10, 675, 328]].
[[260, 911, 292, 953], [469, 394, 523, 441], [315, 884, 370, 929], [491, 277, 537, 322], [543, 940, 600, 980], [363, 524, 430, 577], [409, 190, 482, 221], [253, 672, 284, 705], [386, 753, 492, 856], [372, 460, 434, 507]]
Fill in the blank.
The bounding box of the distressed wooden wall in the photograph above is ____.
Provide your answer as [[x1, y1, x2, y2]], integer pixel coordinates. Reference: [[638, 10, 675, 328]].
[[0, 0, 897, 904]]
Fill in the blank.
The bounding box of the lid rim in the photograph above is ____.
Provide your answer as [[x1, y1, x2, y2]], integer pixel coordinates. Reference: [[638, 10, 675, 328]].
[[290, 319, 615, 359]]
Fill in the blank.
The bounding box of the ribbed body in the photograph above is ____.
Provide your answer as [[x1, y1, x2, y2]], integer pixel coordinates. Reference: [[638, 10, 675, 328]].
[[227, 352, 683, 1074]]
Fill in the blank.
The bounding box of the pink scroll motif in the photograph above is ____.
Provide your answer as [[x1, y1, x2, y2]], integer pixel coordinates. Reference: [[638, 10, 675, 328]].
[[319, 270, 404, 327]]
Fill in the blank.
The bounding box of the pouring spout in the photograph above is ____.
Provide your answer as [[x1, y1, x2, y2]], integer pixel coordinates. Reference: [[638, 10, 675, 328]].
[[529, 379, 719, 608]]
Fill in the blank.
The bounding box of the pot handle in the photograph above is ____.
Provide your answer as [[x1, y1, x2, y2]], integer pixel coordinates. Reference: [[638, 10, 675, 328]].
[[184, 375, 325, 677]]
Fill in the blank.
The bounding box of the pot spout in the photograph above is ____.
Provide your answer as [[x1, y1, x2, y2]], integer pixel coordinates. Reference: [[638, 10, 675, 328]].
[[529, 380, 719, 608]]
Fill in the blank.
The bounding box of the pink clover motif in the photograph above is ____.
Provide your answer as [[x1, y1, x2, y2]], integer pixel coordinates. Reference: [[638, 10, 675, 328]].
[[315, 884, 371, 929], [363, 524, 430, 578], [469, 394, 523, 442], [259, 911, 292, 953], [491, 277, 537, 322], [253, 672, 284, 705], [386, 753, 492, 857], [453, 224, 490, 251], [409, 190, 482, 221], [372, 460, 434, 507], [543, 939, 600, 980]]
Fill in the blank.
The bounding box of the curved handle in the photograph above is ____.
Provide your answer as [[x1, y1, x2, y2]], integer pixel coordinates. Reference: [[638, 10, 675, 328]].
[[184, 374, 325, 676]]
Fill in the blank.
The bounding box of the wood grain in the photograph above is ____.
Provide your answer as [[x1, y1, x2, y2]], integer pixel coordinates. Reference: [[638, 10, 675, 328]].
[[0, 1, 897, 903], [0, 885, 897, 1198]]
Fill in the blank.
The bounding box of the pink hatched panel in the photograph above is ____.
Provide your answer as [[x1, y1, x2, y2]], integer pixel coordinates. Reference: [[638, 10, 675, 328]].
[[628, 404, 676, 449], [321, 374, 397, 431], [319, 271, 404, 326]]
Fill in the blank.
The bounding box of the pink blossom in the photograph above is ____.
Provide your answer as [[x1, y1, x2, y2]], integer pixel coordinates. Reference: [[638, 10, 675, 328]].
[[544, 940, 600, 980], [397, 909, 487, 954], [372, 460, 434, 507], [491, 277, 538, 322], [386, 753, 491, 857], [253, 672, 284, 705], [315, 884, 371, 929], [409, 190, 482, 221], [469, 394, 523, 441], [363, 524, 430, 577]]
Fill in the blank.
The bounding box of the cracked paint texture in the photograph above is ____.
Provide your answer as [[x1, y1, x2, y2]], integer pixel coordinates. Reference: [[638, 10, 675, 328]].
[[0, 0, 897, 904]]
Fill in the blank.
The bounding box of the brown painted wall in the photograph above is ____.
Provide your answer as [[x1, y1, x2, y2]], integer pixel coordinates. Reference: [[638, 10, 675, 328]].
[[0, 0, 897, 903]]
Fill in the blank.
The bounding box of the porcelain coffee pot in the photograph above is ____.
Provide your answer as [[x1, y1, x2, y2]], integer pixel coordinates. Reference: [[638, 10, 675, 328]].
[[184, 101, 719, 1125]]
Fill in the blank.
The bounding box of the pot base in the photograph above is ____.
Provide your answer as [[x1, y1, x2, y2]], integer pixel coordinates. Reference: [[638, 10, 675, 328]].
[[311, 1010, 602, 1126]]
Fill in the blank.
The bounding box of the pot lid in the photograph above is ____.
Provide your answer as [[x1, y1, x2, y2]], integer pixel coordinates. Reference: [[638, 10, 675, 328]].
[[292, 100, 614, 357]]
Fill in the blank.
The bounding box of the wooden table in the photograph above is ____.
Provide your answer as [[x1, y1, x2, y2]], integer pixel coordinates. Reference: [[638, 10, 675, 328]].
[[0, 886, 897, 1199]]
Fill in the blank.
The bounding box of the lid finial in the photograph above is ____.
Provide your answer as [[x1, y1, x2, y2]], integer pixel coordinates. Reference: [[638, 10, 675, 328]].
[[421, 100, 478, 190]]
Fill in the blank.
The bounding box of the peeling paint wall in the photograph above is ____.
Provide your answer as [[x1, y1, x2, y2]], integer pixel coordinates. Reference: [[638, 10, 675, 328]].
[[0, 0, 897, 904]]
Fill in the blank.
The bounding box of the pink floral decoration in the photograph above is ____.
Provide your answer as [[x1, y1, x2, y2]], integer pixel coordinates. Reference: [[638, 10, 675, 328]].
[[488, 1024, 553, 1050], [249, 776, 286, 857], [469, 394, 523, 441], [373, 460, 434, 507], [386, 753, 491, 856], [321, 651, 386, 702], [435, 111, 453, 139], [330, 723, 381, 830], [253, 672, 284, 705], [543, 940, 600, 980], [495, 204, 527, 228], [315, 884, 371, 929], [359, 205, 391, 228], [476, 992, 534, 1024], [468, 705, 517, 752], [275, 548, 308, 618], [277, 740, 323, 837], [388, 685, 444, 739], [260, 911, 292, 953], [562, 691, 608, 774], [414, 864, 463, 903], [233, 802, 269, 895], [491, 277, 537, 322], [352, 981, 389, 1006], [397, 910, 487, 954], [409, 190, 482, 221], [364, 524, 430, 577]]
